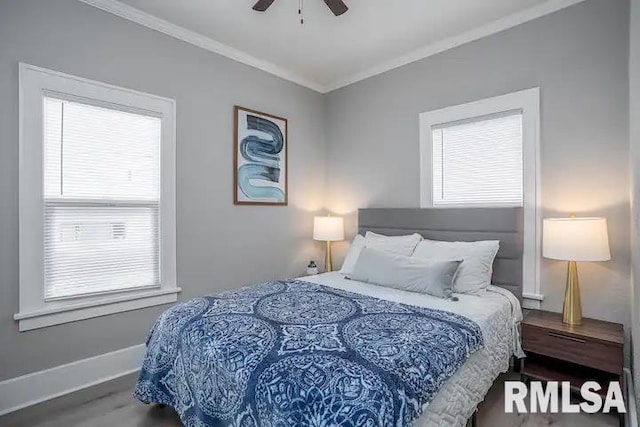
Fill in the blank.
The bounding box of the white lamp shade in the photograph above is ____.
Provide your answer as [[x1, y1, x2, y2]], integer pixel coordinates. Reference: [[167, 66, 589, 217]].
[[313, 216, 344, 242], [543, 217, 611, 262]]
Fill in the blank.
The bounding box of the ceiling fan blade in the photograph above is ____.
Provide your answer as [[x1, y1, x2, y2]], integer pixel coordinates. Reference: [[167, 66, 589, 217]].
[[323, 0, 348, 16], [252, 0, 276, 12]]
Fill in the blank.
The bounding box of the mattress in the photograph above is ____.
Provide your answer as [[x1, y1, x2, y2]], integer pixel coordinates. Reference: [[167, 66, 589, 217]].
[[301, 272, 524, 427]]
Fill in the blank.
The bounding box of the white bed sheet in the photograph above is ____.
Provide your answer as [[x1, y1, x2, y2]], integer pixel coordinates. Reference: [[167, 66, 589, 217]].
[[299, 272, 524, 427]]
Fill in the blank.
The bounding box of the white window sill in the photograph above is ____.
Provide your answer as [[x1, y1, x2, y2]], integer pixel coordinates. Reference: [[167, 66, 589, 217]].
[[14, 287, 181, 332], [522, 292, 544, 309]]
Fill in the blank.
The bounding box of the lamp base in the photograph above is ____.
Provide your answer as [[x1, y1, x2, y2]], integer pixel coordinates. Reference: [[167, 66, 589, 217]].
[[562, 261, 582, 326], [325, 241, 333, 273]]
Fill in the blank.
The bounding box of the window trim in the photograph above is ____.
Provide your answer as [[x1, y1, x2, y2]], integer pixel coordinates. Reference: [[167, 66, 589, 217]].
[[419, 88, 542, 308], [17, 63, 179, 331]]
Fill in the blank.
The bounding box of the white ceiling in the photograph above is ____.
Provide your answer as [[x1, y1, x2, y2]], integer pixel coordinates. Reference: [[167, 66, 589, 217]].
[[86, 0, 582, 92]]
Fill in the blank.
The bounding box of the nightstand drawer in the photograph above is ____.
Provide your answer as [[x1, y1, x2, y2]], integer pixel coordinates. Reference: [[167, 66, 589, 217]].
[[522, 324, 622, 374]]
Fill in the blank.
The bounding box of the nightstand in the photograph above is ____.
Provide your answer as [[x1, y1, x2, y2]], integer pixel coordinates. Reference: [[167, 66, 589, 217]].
[[521, 310, 624, 396]]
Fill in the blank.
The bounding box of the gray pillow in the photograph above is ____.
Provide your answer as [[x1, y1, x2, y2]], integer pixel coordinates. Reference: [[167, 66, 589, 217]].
[[350, 248, 461, 299], [413, 239, 500, 295]]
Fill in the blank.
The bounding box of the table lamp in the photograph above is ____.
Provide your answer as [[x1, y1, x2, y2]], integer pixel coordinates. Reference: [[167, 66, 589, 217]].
[[542, 216, 611, 326], [313, 216, 344, 272]]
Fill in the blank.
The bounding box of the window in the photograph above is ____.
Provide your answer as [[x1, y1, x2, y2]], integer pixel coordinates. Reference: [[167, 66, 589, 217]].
[[419, 88, 541, 307], [432, 111, 523, 206], [17, 64, 178, 331]]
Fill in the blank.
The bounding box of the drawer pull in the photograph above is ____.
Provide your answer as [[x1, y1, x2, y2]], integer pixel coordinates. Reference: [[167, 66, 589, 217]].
[[547, 332, 586, 343]]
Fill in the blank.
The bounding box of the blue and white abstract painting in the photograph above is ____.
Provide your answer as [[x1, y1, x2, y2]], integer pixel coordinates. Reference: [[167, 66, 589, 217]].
[[234, 106, 287, 205]]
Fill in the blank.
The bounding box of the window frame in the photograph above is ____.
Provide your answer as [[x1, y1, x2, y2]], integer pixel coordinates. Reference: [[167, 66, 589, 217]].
[[17, 63, 179, 331], [419, 88, 542, 308]]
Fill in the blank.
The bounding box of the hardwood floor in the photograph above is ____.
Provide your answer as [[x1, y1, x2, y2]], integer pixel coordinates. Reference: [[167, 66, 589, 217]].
[[0, 372, 620, 427]]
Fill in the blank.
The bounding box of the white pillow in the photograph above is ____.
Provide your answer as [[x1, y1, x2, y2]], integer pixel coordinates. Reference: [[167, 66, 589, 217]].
[[364, 231, 423, 255], [350, 248, 461, 299], [340, 235, 366, 275], [412, 239, 500, 295], [339, 232, 423, 275]]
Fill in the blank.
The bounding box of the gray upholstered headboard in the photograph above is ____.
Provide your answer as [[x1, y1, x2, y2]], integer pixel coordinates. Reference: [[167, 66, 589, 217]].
[[358, 207, 523, 300]]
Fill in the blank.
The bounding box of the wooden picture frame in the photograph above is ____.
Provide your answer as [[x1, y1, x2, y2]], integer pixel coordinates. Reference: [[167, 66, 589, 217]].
[[234, 106, 288, 206]]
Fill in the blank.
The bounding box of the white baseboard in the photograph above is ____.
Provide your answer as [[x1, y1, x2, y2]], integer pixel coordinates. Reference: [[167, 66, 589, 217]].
[[0, 343, 145, 416]]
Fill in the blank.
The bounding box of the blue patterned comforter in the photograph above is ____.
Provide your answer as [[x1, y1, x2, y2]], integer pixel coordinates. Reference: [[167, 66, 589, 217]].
[[134, 280, 483, 427]]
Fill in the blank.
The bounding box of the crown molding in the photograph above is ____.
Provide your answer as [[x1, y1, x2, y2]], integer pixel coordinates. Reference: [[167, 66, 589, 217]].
[[322, 0, 588, 93], [78, 0, 587, 94], [76, 0, 326, 93]]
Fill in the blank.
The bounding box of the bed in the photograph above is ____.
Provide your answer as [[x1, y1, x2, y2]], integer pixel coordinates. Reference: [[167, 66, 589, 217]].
[[303, 272, 523, 426], [134, 207, 525, 427]]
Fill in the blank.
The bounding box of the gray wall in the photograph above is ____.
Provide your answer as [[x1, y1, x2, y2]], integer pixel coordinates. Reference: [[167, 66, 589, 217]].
[[0, 0, 326, 380], [0, 0, 633, 382], [324, 0, 631, 324], [630, 0, 640, 406]]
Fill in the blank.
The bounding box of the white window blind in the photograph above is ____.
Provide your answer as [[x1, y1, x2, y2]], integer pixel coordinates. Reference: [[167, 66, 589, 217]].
[[432, 110, 523, 206], [43, 97, 162, 300]]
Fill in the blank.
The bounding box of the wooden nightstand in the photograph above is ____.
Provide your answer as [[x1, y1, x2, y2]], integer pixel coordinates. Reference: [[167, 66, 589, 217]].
[[521, 310, 624, 396]]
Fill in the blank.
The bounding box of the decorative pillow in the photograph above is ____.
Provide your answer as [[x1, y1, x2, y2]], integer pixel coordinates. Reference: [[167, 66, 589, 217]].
[[339, 232, 423, 275], [412, 239, 500, 295], [350, 248, 461, 299]]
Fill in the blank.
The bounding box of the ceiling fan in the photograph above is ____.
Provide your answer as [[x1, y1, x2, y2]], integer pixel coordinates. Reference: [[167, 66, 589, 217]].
[[252, 0, 349, 17]]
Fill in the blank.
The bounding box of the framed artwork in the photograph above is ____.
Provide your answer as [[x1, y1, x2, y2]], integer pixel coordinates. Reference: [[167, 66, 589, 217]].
[[234, 106, 288, 206]]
